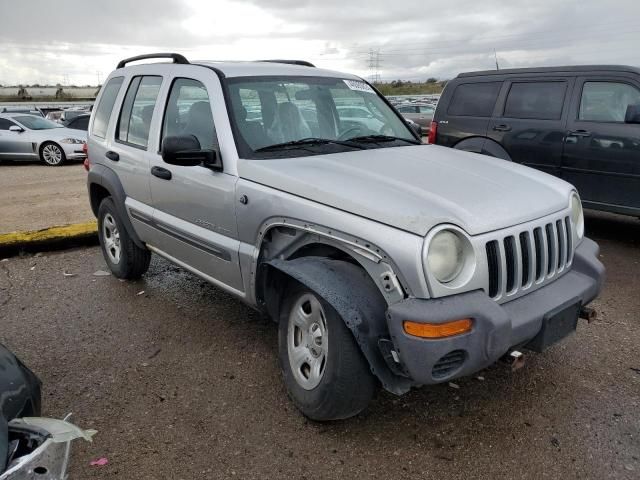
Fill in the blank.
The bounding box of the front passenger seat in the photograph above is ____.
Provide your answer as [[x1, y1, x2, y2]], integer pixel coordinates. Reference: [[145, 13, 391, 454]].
[[268, 102, 312, 143]]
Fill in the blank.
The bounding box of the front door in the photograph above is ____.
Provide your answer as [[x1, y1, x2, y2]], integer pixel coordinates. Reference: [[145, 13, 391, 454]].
[[148, 72, 243, 294], [488, 78, 573, 176], [562, 78, 640, 213], [0, 118, 34, 159]]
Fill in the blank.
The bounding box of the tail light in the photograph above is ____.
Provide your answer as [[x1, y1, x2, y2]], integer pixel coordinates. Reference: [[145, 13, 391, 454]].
[[427, 121, 438, 144], [82, 143, 90, 172]]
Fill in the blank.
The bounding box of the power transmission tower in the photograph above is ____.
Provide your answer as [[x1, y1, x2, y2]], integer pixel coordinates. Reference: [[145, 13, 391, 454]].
[[368, 48, 381, 84]]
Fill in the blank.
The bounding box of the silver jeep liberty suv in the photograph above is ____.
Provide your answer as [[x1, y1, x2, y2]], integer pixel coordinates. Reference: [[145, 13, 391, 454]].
[[86, 53, 604, 421]]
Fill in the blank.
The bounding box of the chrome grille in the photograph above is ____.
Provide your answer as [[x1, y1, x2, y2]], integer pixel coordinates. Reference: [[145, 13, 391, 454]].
[[485, 215, 573, 301]]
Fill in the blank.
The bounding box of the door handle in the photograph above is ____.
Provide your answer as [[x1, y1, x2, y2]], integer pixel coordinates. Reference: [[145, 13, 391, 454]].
[[105, 151, 119, 161], [568, 130, 591, 138], [493, 124, 511, 132], [151, 166, 172, 180]]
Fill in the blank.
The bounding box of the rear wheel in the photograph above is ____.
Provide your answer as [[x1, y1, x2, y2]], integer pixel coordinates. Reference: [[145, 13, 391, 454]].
[[278, 285, 377, 421], [40, 142, 66, 166], [97, 197, 151, 279]]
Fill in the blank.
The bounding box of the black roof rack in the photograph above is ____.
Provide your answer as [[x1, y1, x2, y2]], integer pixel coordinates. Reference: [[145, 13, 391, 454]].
[[116, 53, 189, 69], [258, 59, 315, 68]]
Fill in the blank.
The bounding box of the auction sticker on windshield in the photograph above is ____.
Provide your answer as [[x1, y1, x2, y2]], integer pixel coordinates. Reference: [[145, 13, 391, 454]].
[[343, 79, 375, 93]]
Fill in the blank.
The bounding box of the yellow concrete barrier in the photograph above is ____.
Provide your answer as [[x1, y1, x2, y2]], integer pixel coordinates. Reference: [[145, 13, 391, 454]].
[[0, 221, 98, 247]]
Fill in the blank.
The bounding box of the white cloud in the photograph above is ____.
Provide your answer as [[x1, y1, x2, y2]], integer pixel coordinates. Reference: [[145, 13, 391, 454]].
[[0, 0, 639, 85]]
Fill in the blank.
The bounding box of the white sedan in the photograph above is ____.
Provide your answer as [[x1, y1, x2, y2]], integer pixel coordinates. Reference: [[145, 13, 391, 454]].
[[0, 113, 87, 166]]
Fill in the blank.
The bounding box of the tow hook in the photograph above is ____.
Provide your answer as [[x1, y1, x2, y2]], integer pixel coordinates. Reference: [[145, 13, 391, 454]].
[[501, 350, 526, 372], [579, 306, 597, 323]]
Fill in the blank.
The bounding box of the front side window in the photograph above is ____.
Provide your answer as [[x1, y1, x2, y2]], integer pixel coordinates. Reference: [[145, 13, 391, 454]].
[[227, 76, 417, 158], [117, 76, 162, 149], [503, 82, 566, 120], [13, 116, 61, 130], [92, 77, 124, 138], [447, 82, 501, 117], [397, 105, 417, 113], [162, 78, 216, 150], [579, 81, 640, 122], [0, 118, 17, 130]]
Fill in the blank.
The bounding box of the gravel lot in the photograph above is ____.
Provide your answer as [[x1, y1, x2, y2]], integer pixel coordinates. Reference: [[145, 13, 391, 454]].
[[0, 211, 638, 479], [0, 162, 92, 234]]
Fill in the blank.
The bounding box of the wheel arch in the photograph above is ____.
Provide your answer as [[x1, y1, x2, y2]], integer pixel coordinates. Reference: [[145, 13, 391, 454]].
[[264, 256, 411, 395], [453, 136, 512, 161], [87, 164, 145, 248]]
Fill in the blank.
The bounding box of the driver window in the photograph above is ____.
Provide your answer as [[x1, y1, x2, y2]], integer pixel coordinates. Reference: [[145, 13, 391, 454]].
[[579, 82, 640, 123], [162, 78, 217, 150]]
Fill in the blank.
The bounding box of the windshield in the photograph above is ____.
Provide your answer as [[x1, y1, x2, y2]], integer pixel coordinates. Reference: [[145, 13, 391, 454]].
[[14, 115, 62, 130], [226, 76, 418, 158]]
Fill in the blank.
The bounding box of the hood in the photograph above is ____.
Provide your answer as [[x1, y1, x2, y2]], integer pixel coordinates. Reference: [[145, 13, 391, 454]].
[[238, 145, 573, 236]]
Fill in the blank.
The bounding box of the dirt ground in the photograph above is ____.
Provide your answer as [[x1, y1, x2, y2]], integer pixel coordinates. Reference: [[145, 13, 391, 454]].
[[0, 210, 638, 479], [0, 162, 93, 234]]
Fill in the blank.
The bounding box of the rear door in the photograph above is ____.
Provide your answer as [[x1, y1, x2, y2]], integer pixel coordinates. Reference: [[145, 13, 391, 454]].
[[562, 77, 640, 212], [147, 68, 244, 293], [488, 78, 573, 176], [435, 80, 502, 147]]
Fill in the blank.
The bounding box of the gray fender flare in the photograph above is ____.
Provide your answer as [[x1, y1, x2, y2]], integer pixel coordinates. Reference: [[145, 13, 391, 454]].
[[454, 137, 512, 161], [87, 164, 145, 248], [265, 257, 412, 395]]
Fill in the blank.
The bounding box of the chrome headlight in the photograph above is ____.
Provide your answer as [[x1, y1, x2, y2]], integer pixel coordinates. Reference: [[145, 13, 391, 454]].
[[570, 192, 584, 240], [60, 138, 85, 144], [426, 229, 466, 283]]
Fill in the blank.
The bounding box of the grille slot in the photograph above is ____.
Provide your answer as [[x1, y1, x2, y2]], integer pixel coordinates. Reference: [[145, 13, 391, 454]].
[[485, 215, 573, 301], [504, 236, 516, 293], [533, 227, 544, 281], [432, 350, 466, 380], [519, 232, 531, 286], [486, 241, 500, 298]]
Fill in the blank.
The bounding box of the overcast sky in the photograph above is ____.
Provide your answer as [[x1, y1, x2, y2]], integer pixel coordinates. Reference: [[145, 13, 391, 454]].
[[1, 0, 639, 85]]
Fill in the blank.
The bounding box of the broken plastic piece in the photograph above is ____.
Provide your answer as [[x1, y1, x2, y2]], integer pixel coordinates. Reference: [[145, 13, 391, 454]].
[[17, 418, 97, 443], [93, 270, 111, 276], [90, 457, 109, 466]]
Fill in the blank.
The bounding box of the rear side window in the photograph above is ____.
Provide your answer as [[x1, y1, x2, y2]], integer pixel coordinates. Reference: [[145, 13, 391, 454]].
[[447, 82, 501, 117], [579, 81, 640, 122], [92, 77, 124, 138], [503, 82, 566, 120], [117, 76, 162, 149]]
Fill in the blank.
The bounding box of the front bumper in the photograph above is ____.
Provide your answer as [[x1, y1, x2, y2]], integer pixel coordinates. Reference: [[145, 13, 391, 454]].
[[60, 144, 86, 161], [387, 237, 604, 385]]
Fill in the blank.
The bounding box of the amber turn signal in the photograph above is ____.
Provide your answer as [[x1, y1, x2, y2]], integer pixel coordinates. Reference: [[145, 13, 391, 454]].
[[403, 319, 472, 339]]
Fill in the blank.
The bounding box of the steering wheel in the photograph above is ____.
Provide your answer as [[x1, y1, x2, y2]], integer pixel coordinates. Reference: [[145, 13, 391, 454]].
[[337, 126, 364, 140]]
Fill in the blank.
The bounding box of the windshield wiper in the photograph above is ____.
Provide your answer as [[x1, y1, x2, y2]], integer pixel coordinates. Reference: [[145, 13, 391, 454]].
[[254, 137, 365, 152], [345, 135, 421, 145]]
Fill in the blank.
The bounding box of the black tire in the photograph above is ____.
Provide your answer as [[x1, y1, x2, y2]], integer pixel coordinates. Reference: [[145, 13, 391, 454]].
[[278, 284, 377, 421], [39, 142, 66, 166], [97, 197, 151, 279]]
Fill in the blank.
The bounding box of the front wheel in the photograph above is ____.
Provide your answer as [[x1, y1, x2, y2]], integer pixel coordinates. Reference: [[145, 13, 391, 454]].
[[40, 142, 66, 166], [278, 286, 377, 421]]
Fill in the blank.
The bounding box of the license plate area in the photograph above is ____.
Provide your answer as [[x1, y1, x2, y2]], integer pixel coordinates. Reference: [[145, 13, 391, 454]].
[[526, 300, 581, 353]]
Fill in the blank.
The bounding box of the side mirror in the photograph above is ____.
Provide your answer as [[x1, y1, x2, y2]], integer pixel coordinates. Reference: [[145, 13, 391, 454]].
[[161, 135, 222, 171], [9, 125, 24, 133], [625, 104, 640, 124]]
